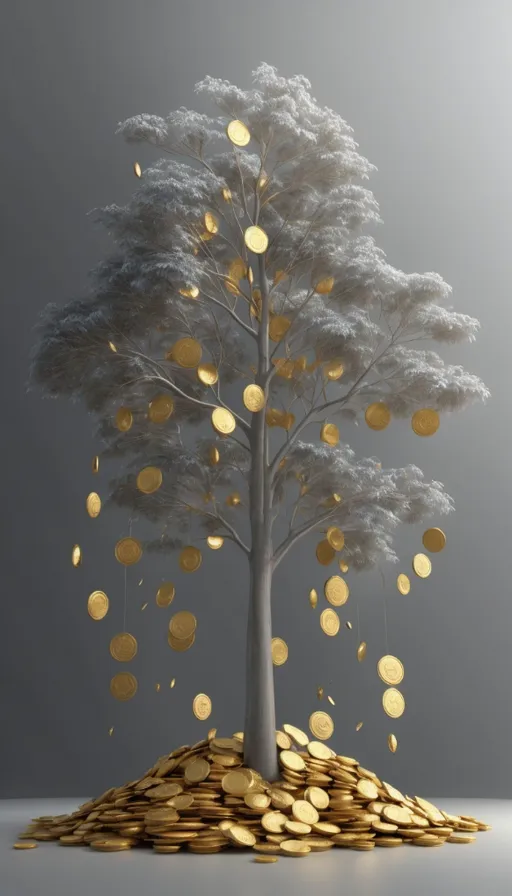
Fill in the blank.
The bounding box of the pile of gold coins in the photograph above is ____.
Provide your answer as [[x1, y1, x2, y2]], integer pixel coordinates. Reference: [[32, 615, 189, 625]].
[[16, 723, 489, 857]]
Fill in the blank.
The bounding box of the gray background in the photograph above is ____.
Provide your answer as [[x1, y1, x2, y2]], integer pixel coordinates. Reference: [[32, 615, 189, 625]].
[[0, 0, 509, 799]]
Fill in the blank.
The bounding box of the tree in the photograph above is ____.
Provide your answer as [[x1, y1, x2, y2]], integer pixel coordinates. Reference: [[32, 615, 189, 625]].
[[31, 63, 488, 783]]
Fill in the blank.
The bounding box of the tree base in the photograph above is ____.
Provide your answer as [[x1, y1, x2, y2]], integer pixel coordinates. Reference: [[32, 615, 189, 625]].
[[17, 724, 489, 855]]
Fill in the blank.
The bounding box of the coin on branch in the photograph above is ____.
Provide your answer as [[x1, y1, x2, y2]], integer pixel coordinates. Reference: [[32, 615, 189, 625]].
[[320, 423, 339, 446], [316, 540, 336, 566], [244, 225, 268, 254], [136, 466, 163, 494], [86, 492, 101, 518], [110, 672, 138, 701], [197, 363, 219, 386], [243, 384, 265, 412], [169, 337, 202, 368], [271, 638, 288, 666], [87, 590, 109, 620], [320, 608, 340, 636], [110, 633, 138, 662], [207, 536, 224, 550], [365, 402, 391, 431], [323, 359, 344, 380], [422, 527, 446, 552], [179, 285, 199, 299], [193, 693, 212, 720], [314, 276, 335, 294], [226, 492, 241, 507], [211, 407, 236, 435], [169, 610, 197, 641], [382, 687, 405, 719], [412, 553, 431, 578], [115, 406, 133, 432], [324, 576, 349, 606], [148, 394, 174, 423], [411, 408, 440, 436], [203, 212, 219, 234], [115, 537, 142, 565], [377, 655, 404, 686], [156, 582, 175, 607], [226, 119, 251, 146], [179, 546, 202, 572], [326, 527, 344, 551], [396, 573, 411, 595]]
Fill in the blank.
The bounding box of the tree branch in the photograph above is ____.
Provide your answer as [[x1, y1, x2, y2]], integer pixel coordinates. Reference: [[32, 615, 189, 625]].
[[273, 507, 338, 569]]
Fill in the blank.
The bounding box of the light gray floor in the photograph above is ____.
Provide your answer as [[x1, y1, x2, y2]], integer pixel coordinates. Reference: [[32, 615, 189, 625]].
[[1, 799, 511, 896]]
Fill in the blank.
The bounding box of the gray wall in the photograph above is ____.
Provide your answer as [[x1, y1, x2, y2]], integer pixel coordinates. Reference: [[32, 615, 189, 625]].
[[0, 0, 509, 799]]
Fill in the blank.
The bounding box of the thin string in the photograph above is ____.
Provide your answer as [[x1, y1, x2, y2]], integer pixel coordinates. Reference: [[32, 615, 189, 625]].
[[123, 519, 133, 632], [379, 567, 389, 654]]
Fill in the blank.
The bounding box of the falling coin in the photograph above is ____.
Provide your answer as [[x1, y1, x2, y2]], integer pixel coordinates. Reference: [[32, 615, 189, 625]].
[[208, 444, 220, 465], [326, 527, 344, 551], [169, 610, 197, 641], [412, 553, 432, 578], [320, 608, 340, 636], [316, 540, 336, 566], [396, 573, 411, 595], [110, 672, 138, 701], [179, 546, 202, 572], [197, 363, 219, 386], [115, 407, 133, 432], [140, 602, 148, 611], [422, 527, 446, 552], [388, 734, 398, 753], [156, 582, 175, 607], [320, 423, 339, 446], [377, 655, 404, 686], [133, 162, 142, 177], [357, 642, 367, 662], [115, 537, 142, 566], [226, 119, 251, 146], [211, 407, 236, 435], [87, 591, 109, 621], [204, 211, 218, 234], [327, 696, 335, 706], [92, 455, 99, 474], [109, 633, 138, 662], [136, 466, 163, 494], [271, 638, 288, 666], [382, 688, 405, 719], [309, 711, 334, 740], [356, 721, 363, 731], [148, 394, 174, 423], [170, 678, 176, 688], [324, 576, 349, 606], [309, 589, 318, 608], [193, 693, 212, 720], [71, 544, 82, 567], [411, 408, 439, 436]]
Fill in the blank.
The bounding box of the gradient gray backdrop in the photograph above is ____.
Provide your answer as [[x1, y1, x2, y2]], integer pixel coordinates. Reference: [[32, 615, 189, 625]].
[[0, 0, 509, 799]]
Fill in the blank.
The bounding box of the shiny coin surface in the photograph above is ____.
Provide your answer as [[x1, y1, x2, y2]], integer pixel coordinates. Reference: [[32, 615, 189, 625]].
[[115, 407, 133, 432], [309, 711, 334, 740], [411, 408, 439, 436], [316, 540, 336, 566], [320, 423, 339, 446], [136, 466, 163, 494], [388, 734, 398, 753], [271, 637, 288, 666], [243, 384, 265, 412], [377, 655, 404, 686], [179, 545, 202, 572], [324, 576, 349, 606], [324, 360, 344, 381], [357, 641, 367, 662], [226, 119, 251, 146], [169, 610, 197, 640], [254, 855, 278, 863], [320, 608, 340, 636], [397, 573, 411, 595], [179, 285, 199, 299], [71, 544, 82, 567], [115, 537, 142, 566], [192, 694, 212, 721], [133, 162, 142, 177], [109, 633, 138, 662], [244, 225, 268, 254], [365, 402, 391, 431], [168, 632, 195, 651], [148, 394, 174, 423], [422, 527, 446, 552], [13, 842, 38, 849], [156, 582, 175, 607], [382, 688, 405, 719], [309, 589, 318, 608], [204, 211, 218, 234], [280, 840, 311, 857], [207, 536, 224, 549], [171, 337, 202, 368], [282, 724, 309, 746], [110, 672, 138, 701], [326, 527, 344, 551], [92, 455, 99, 473], [86, 492, 101, 518], [412, 553, 432, 578], [87, 591, 109, 621], [208, 444, 220, 465], [211, 407, 236, 435]]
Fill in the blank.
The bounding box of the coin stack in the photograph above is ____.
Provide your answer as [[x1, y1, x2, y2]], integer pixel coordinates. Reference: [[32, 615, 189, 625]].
[[16, 724, 489, 857]]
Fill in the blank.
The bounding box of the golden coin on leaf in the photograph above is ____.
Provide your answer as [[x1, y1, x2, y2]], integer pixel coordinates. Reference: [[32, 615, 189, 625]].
[[211, 407, 236, 435], [179, 285, 199, 299], [226, 119, 251, 146], [243, 384, 265, 412], [320, 423, 339, 446], [136, 466, 163, 494], [203, 212, 218, 234], [115, 407, 133, 432], [148, 394, 174, 423], [179, 546, 202, 572], [207, 536, 224, 550], [365, 402, 391, 431], [271, 637, 288, 666], [197, 363, 218, 386], [170, 337, 202, 368], [244, 225, 268, 254], [110, 672, 137, 701], [314, 276, 335, 294], [324, 360, 344, 380], [316, 540, 336, 566], [86, 492, 101, 518], [115, 537, 142, 566], [411, 408, 439, 436], [326, 527, 344, 551], [324, 576, 349, 606], [422, 527, 446, 552]]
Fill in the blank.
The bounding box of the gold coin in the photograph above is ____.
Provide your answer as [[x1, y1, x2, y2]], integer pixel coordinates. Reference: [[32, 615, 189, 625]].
[[13, 842, 38, 849], [356, 721, 363, 731], [115, 407, 133, 432], [226, 491, 241, 506], [309, 711, 334, 740], [356, 778, 379, 800], [222, 769, 254, 796], [317, 686, 324, 700], [179, 285, 199, 299], [314, 276, 335, 294], [192, 693, 212, 721], [307, 741, 331, 760], [136, 466, 163, 494], [243, 384, 265, 412], [304, 786, 330, 810], [377, 655, 404, 686], [283, 723, 309, 746], [320, 608, 340, 636], [292, 802, 319, 826], [227, 825, 256, 847], [382, 687, 405, 719], [448, 835, 476, 844], [197, 363, 218, 386], [324, 359, 344, 380], [422, 527, 446, 552], [316, 540, 336, 566], [357, 641, 367, 662], [179, 545, 202, 572], [115, 537, 142, 566], [108, 340, 117, 352], [168, 631, 195, 652], [365, 402, 391, 431], [324, 576, 349, 606], [412, 552, 432, 578], [211, 407, 236, 435], [226, 119, 251, 146], [222, 186, 232, 202], [411, 408, 439, 436], [109, 632, 138, 662], [71, 544, 82, 567], [388, 734, 398, 753], [271, 637, 288, 666], [279, 751, 306, 772], [204, 211, 218, 234], [169, 610, 197, 640], [91, 455, 99, 473], [309, 589, 318, 608], [170, 337, 202, 368], [148, 394, 174, 423], [320, 423, 339, 446], [133, 162, 142, 177], [244, 225, 268, 254], [156, 582, 175, 607], [207, 535, 224, 549], [269, 315, 291, 342], [253, 855, 278, 864], [110, 672, 138, 701], [280, 840, 311, 857], [339, 559, 349, 573], [87, 591, 109, 621], [208, 444, 220, 465], [326, 527, 344, 551], [397, 573, 411, 595]]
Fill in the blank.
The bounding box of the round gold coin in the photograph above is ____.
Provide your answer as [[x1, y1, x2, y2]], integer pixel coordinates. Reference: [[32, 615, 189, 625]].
[[13, 842, 38, 849], [136, 466, 163, 494], [320, 423, 339, 446], [397, 573, 411, 595], [226, 119, 251, 146], [365, 402, 391, 431], [357, 641, 367, 662], [388, 734, 398, 753], [324, 576, 349, 607], [110, 632, 138, 662], [169, 610, 197, 640], [115, 537, 142, 566], [314, 276, 335, 294], [85, 492, 101, 520], [309, 588, 318, 608], [412, 552, 432, 578], [171, 337, 202, 368], [382, 687, 405, 719], [316, 540, 336, 566], [411, 408, 439, 436], [280, 840, 311, 857], [92, 455, 99, 473], [168, 631, 195, 652], [197, 363, 219, 386], [307, 741, 332, 760], [309, 711, 334, 741], [110, 672, 138, 701], [282, 723, 309, 746], [148, 394, 174, 423], [179, 545, 202, 572], [377, 655, 404, 686], [244, 225, 268, 254], [280, 751, 306, 772], [211, 407, 236, 435], [324, 359, 344, 380], [71, 544, 82, 567], [179, 285, 199, 299], [156, 582, 175, 607], [204, 211, 218, 234], [320, 608, 340, 636], [326, 527, 344, 551], [87, 591, 109, 621], [243, 384, 265, 412], [193, 693, 212, 721], [271, 637, 288, 666], [422, 527, 446, 552], [115, 407, 133, 432], [207, 535, 224, 549]]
